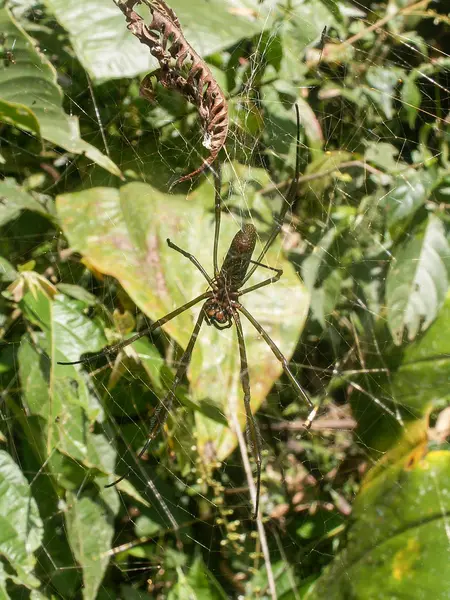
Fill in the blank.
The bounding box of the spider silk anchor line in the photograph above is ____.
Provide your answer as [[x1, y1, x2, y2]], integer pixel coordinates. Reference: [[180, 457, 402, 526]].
[[114, 0, 228, 186], [57, 105, 317, 518]]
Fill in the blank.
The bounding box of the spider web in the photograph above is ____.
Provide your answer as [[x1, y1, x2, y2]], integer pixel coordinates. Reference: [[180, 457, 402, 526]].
[[0, 0, 449, 598]]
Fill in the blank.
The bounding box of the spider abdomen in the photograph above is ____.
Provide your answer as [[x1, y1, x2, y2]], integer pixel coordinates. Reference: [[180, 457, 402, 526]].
[[219, 223, 257, 290]]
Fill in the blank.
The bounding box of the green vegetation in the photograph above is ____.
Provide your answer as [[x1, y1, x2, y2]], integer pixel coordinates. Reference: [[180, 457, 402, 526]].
[[0, 0, 449, 598]]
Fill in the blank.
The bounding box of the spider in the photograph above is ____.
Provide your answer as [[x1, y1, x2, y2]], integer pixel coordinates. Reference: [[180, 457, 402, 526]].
[[58, 105, 317, 517]]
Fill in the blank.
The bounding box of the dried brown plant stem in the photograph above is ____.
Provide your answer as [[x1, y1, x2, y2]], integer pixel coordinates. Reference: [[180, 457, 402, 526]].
[[114, 0, 228, 185]]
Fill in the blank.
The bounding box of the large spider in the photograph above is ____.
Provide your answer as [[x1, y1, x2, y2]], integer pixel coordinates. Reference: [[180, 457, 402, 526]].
[[58, 105, 317, 517]]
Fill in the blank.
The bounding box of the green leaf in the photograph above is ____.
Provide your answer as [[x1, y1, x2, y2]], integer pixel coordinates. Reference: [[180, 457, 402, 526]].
[[264, 86, 324, 167], [46, 0, 274, 81], [0, 256, 17, 282], [351, 294, 450, 454], [18, 290, 111, 472], [0, 178, 55, 227], [386, 215, 449, 344], [307, 440, 450, 599], [0, 7, 121, 176], [382, 169, 433, 237], [168, 556, 227, 600], [56, 180, 309, 465], [365, 66, 402, 120], [401, 72, 421, 128], [278, 0, 339, 82], [389, 294, 450, 414], [364, 141, 399, 172], [318, 0, 342, 24], [0, 450, 43, 590], [0, 562, 10, 600], [65, 492, 114, 600]]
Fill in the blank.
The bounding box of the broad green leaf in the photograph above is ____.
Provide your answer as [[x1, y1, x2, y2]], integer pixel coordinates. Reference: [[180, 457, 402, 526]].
[[55, 283, 97, 306], [65, 492, 114, 600], [0, 7, 121, 176], [0, 177, 55, 227], [307, 439, 450, 599], [45, 0, 275, 81], [382, 169, 433, 237], [56, 180, 309, 466], [364, 141, 399, 172], [301, 228, 339, 291], [386, 215, 449, 344], [17, 287, 111, 471], [263, 86, 324, 172], [301, 227, 348, 326], [351, 294, 450, 454], [0, 451, 43, 590]]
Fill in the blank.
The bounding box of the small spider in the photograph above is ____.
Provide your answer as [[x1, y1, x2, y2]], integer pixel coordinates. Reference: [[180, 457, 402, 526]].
[[0, 35, 16, 67], [58, 105, 317, 517]]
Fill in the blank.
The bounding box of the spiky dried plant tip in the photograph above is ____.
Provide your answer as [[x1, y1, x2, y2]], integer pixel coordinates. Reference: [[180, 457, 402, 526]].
[[115, 0, 229, 186]]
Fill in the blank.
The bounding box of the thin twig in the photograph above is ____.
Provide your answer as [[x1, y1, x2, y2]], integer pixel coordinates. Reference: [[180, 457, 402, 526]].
[[269, 417, 356, 431], [259, 160, 384, 196], [338, 0, 432, 48]]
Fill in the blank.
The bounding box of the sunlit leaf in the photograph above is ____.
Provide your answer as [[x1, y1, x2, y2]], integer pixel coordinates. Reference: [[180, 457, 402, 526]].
[[0, 178, 54, 227], [386, 215, 449, 344], [0, 451, 43, 590], [351, 294, 450, 454], [0, 7, 121, 176], [382, 169, 434, 237], [65, 492, 114, 600], [46, 0, 275, 80], [308, 438, 450, 599]]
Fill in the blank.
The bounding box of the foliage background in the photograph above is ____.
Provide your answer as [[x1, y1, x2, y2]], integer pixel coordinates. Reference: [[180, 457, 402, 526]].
[[0, 0, 449, 598]]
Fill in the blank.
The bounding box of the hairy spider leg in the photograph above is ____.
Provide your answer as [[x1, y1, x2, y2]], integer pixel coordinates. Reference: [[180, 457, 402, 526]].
[[166, 239, 214, 286], [242, 103, 301, 286], [57, 291, 210, 365], [238, 259, 283, 297], [238, 304, 317, 421], [233, 310, 262, 519], [105, 311, 205, 489]]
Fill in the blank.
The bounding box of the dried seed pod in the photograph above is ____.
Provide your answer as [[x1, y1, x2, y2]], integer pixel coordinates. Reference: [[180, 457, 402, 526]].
[[115, 0, 229, 185]]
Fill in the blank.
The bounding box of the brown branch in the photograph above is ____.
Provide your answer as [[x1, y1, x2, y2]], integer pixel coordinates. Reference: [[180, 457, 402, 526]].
[[269, 417, 357, 431]]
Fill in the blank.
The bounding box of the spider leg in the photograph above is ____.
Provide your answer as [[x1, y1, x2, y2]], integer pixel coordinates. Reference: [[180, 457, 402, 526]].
[[57, 291, 210, 365], [242, 104, 301, 285], [166, 238, 214, 286], [238, 260, 283, 297], [237, 304, 318, 427], [233, 310, 262, 519], [106, 309, 206, 489], [213, 164, 222, 278]]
